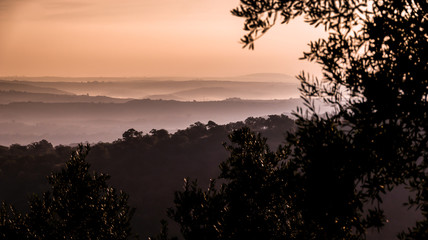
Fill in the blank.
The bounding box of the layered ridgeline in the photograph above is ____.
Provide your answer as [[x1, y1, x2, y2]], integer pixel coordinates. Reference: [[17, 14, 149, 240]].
[[0, 76, 304, 237], [1, 76, 418, 239], [0, 75, 312, 146], [0, 74, 299, 102]]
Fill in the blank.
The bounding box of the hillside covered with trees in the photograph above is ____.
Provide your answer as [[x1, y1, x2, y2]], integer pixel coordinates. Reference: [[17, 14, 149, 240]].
[[0, 115, 294, 238]]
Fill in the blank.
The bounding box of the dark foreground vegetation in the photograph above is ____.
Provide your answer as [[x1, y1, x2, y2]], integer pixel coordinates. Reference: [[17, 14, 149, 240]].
[[167, 0, 427, 239], [0, 145, 135, 239], [0, 115, 294, 238], [1, 0, 427, 239]]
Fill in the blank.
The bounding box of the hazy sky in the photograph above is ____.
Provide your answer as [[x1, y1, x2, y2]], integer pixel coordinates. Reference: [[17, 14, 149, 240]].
[[0, 0, 326, 78]]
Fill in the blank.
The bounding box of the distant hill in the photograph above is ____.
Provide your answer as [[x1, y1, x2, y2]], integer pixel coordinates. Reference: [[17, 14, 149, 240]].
[[0, 98, 311, 146], [0, 77, 300, 100], [149, 83, 299, 101], [144, 94, 185, 101], [0, 80, 71, 95], [0, 73, 297, 83], [230, 73, 297, 83], [0, 90, 131, 104], [0, 75, 307, 145]]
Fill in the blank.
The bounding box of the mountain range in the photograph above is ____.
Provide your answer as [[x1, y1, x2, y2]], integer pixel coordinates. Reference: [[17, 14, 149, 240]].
[[0, 74, 318, 146]]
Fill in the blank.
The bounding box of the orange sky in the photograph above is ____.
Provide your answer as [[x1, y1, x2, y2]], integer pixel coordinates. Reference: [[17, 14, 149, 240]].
[[0, 0, 326, 78]]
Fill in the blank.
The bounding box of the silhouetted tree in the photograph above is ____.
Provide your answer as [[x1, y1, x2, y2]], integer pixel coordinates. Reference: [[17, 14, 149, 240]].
[[149, 220, 178, 240], [233, 0, 428, 237], [0, 116, 293, 238], [150, 129, 170, 140], [167, 0, 427, 239], [206, 121, 218, 130], [0, 144, 136, 240], [168, 128, 301, 240], [123, 128, 143, 142]]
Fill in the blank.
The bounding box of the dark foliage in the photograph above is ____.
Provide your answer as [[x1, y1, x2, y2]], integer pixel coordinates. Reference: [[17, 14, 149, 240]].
[[168, 128, 301, 240], [0, 115, 295, 238], [166, 0, 427, 239], [0, 144, 136, 239], [235, 0, 427, 237], [0, 202, 25, 239]]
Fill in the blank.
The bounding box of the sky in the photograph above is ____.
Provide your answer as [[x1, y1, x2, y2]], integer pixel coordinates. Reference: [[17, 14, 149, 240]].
[[0, 0, 326, 78]]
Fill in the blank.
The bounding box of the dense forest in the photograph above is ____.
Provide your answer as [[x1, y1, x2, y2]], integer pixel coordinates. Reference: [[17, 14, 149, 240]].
[[0, 115, 294, 238], [0, 114, 422, 239]]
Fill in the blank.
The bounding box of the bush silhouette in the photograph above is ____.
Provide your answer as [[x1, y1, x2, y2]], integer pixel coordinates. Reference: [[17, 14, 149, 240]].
[[0, 144, 136, 240]]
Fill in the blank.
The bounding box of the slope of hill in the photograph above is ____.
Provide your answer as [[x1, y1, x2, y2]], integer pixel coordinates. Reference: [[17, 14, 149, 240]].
[[0, 115, 420, 240], [0, 115, 296, 238], [0, 77, 300, 100], [0, 80, 71, 95], [229, 73, 297, 82], [0, 98, 306, 146], [149, 83, 299, 101], [0, 90, 131, 104]]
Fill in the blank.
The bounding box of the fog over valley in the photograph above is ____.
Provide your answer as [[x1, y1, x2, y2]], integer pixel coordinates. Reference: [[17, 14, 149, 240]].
[[0, 74, 299, 100], [0, 74, 311, 146]]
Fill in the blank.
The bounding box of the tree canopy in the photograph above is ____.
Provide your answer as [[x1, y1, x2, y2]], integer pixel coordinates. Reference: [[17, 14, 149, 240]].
[[0, 116, 295, 238], [0, 145, 136, 240], [167, 0, 427, 239], [234, 1, 427, 237]]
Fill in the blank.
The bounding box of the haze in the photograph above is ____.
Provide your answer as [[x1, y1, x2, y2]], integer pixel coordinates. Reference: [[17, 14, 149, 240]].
[[0, 0, 326, 78]]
